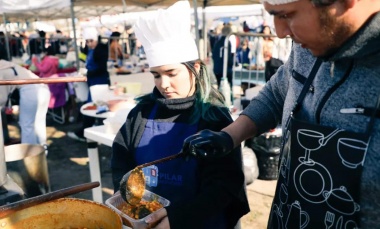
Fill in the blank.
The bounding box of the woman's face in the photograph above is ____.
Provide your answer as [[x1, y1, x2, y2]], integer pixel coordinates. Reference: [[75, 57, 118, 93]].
[[263, 26, 271, 35], [86, 39, 98, 49], [150, 63, 199, 99]]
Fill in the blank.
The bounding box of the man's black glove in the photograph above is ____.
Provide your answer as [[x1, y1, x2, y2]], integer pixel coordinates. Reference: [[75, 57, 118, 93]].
[[183, 129, 234, 158]]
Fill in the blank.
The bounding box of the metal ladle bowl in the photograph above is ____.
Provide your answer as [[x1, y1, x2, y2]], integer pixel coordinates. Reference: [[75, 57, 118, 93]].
[[119, 151, 185, 205], [119, 168, 145, 205]]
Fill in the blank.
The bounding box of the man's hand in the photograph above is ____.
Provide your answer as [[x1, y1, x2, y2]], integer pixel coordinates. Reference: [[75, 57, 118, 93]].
[[183, 129, 234, 158]]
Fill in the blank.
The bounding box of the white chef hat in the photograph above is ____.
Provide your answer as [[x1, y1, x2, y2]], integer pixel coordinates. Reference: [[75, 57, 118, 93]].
[[133, 1, 199, 67], [83, 27, 98, 40], [261, 0, 299, 4]]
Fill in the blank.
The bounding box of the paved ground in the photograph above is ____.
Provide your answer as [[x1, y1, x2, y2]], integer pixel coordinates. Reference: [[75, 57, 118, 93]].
[[5, 113, 277, 228]]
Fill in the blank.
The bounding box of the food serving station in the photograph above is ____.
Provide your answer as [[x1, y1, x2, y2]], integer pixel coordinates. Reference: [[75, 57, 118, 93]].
[[0, 75, 171, 229], [0, 77, 122, 229]]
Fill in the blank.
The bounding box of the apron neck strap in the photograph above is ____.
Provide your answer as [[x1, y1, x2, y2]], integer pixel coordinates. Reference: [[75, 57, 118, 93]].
[[365, 95, 380, 137], [293, 58, 322, 114]]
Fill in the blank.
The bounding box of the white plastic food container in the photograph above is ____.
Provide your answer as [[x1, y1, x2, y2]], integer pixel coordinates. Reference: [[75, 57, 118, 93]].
[[106, 191, 170, 229]]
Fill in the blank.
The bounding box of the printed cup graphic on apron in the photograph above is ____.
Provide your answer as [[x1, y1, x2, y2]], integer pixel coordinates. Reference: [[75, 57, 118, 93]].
[[293, 128, 340, 204], [297, 129, 341, 163], [268, 59, 378, 228], [337, 138, 368, 169]]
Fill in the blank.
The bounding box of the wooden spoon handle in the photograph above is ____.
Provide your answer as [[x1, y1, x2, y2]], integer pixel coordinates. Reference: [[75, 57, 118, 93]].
[[0, 181, 99, 218], [136, 152, 186, 169]]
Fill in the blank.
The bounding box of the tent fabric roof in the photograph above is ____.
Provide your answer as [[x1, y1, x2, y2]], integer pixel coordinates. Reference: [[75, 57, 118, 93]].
[[77, 0, 261, 8], [0, 0, 261, 22]]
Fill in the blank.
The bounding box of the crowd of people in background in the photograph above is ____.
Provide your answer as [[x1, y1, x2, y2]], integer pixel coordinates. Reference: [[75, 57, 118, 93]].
[[0, 16, 290, 145], [0, 20, 289, 146], [0, 29, 72, 62], [2, 1, 378, 228], [207, 20, 292, 87]]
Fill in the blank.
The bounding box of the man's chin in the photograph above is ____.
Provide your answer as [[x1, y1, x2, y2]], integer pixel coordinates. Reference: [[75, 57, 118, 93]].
[[298, 44, 326, 57], [309, 47, 338, 59]]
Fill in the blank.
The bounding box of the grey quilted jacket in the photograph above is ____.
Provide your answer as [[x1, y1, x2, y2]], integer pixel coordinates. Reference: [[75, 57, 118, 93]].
[[242, 12, 380, 227]]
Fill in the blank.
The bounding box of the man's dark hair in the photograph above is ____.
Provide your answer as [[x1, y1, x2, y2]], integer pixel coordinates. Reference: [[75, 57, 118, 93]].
[[311, 0, 338, 6], [111, 31, 121, 38], [38, 30, 46, 38]]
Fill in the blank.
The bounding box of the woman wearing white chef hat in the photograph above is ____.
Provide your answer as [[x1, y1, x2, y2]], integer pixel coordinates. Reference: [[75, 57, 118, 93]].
[[67, 27, 109, 142], [111, 1, 249, 228]]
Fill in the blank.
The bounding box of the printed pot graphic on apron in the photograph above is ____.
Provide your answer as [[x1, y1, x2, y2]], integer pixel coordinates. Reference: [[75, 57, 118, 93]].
[[268, 59, 378, 229]]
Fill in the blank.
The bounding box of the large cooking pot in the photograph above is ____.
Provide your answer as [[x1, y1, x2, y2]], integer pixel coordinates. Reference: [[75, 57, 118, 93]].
[[0, 198, 123, 229], [4, 144, 50, 197]]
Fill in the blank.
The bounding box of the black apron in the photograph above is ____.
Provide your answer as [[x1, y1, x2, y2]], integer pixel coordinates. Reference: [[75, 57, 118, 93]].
[[268, 59, 378, 229]]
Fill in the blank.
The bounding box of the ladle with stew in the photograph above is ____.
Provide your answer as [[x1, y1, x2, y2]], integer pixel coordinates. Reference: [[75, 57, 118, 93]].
[[119, 151, 185, 205]]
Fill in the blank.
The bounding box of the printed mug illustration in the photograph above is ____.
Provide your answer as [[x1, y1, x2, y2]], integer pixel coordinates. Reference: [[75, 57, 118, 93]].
[[297, 128, 341, 164], [337, 138, 368, 169], [292, 128, 341, 203]]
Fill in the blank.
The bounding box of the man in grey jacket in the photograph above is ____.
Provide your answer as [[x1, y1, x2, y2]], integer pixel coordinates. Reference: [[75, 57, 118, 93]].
[[181, 0, 380, 227]]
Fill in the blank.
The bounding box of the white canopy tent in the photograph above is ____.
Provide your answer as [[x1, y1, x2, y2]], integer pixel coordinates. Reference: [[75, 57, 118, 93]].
[[0, 0, 261, 22], [79, 4, 266, 59], [0, 0, 264, 63]]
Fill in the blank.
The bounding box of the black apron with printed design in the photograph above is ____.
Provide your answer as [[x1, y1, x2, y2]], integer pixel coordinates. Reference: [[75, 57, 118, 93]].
[[268, 59, 378, 229]]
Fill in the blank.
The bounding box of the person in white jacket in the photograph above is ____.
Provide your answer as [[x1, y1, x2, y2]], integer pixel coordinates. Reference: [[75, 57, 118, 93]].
[[0, 60, 50, 145]]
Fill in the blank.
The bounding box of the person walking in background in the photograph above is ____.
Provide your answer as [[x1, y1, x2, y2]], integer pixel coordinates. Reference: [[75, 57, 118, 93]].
[[208, 24, 223, 52], [81, 27, 110, 93], [10, 32, 25, 58], [27, 30, 46, 60], [32, 46, 59, 78], [236, 38, 252, 69], [250, 25, 277, 70], [211, 24, 234, 88], [67, 27, 109, 142], [49, 29, 68, 55], [0, 60, 49, 145], [261, 26, 274, 63], [259, 25, 284, 81], [111, 2, 249, 228], [0, 32, 9, 61], [183, 0, 380, 228], [32, 46, 72, 123], [108, 31, 129, 67]]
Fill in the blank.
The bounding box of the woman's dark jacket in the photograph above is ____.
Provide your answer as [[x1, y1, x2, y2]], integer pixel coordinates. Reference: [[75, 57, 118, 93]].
[[111, 89, 249, 229], [81, 36, 109, 78]]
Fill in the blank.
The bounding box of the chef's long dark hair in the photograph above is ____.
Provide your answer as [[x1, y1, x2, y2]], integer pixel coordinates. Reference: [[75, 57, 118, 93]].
[[135, 59, 230, 123], [183, 59, 230, 123]]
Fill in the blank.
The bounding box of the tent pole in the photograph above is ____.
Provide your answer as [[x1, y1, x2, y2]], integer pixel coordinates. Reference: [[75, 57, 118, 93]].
[[69, 0, 80, 70], [202, 7, 207, 61], [121, 0, 130, 54], [2, 13, 11, 61], [192, 0, 200, 57]]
